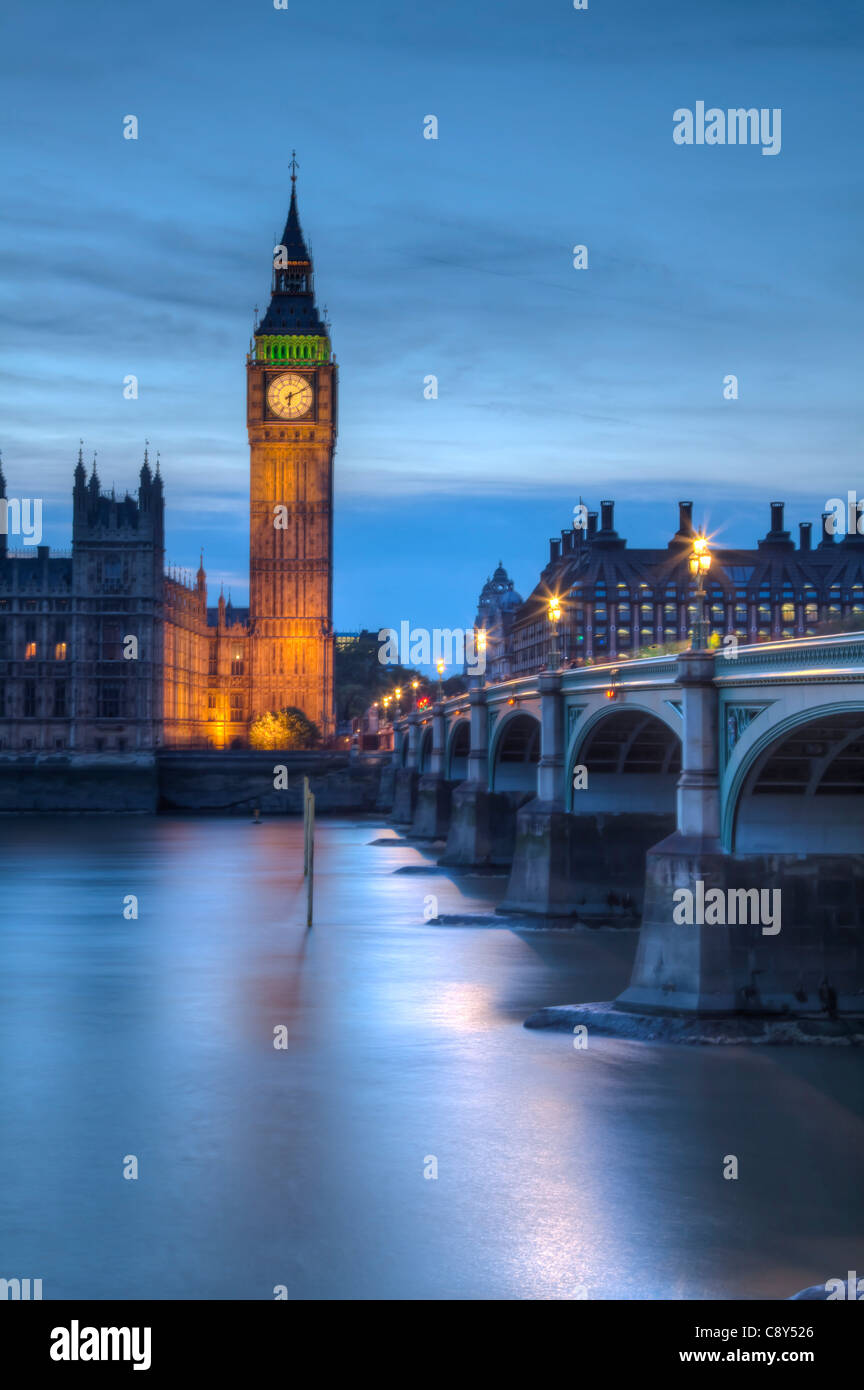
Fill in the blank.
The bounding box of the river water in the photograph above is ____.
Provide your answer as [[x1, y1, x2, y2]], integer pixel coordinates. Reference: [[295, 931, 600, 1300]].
[[1, 815, 861, 1300]]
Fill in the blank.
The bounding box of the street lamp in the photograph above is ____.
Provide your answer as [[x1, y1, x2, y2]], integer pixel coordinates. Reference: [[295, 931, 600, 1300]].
[[689, 534, 712, 650], [436, 658, 445, 701], [475, 627, 487, 682], [411, 678, 419, 708], [547, 595, 562, 669], [394, 685, 402, 715]]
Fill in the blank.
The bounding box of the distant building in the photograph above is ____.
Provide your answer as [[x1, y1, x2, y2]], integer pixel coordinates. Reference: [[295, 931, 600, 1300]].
[[508, 499, 864, 675], [473, 562, 523, 681]]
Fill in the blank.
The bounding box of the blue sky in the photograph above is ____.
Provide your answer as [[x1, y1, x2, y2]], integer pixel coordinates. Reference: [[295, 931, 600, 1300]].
[[1, 0, 862, 632]]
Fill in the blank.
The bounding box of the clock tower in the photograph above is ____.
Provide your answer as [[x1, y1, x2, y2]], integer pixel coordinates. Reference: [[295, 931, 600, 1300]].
[[247, 162, 336, 738]]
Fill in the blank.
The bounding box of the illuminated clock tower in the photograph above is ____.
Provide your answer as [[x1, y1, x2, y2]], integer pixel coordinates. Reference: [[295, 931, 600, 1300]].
[[247, 159, 336, 737]]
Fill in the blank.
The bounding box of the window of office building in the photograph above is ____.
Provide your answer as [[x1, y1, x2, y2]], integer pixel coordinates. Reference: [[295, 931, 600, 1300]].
[[23, 681, 37, 717]]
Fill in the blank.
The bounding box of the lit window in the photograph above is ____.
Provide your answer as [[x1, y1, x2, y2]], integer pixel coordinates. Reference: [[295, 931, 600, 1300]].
[[54, 642, 67, 661], [25, 641, 37, 660]]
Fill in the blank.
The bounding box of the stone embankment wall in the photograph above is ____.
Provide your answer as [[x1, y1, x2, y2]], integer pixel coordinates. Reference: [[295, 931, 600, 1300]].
[[0, 751, 391, 814]]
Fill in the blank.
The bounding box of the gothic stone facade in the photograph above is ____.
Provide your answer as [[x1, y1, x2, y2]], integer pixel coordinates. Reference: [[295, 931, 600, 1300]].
[[0, 182, 335, 753]]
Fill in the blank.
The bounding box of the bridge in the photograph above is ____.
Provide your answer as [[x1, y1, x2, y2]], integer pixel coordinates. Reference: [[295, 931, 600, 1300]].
[[387, 633, 864, 1023]]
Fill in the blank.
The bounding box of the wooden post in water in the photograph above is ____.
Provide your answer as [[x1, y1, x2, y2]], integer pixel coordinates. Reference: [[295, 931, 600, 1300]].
[[303, 776, 311, 876], [306, 790, 315, 929]]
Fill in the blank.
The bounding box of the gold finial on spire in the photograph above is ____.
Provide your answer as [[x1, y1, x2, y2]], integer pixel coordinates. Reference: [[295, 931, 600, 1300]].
[[290, 150, 299, 188]]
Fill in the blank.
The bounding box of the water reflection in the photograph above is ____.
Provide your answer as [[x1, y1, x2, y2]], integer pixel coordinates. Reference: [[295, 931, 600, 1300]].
[[0, 815, 861, 1300]]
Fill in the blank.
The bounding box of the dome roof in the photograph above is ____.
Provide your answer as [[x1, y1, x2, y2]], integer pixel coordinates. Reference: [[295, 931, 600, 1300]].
[[478, 561, 522, 613]]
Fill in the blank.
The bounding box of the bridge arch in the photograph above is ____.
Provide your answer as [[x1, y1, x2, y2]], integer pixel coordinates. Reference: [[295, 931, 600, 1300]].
[[417, 724, 433, 775], [490, 710, 540, 793], [445, 718, 470, 780], [566, 704, 682, 812], [726, 702, 864, 853]]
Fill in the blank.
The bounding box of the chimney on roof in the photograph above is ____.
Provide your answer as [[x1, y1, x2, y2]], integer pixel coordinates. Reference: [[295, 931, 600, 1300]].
[[759, 499, 793, 550], [600, 499, 615, 533], [819, 512, 836, 547], [799, 521, 812, 552], [678, 500, 694, 535], [550, 537, 561, 563], [587, 511, 598, 538]]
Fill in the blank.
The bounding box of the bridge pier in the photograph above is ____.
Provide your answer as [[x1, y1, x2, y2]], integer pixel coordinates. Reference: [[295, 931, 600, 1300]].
[[500, 671, 586, 914], [390, 712, 419, 825], [440, 681, 514, 865], [411, 703, 453, 839], [621, 847, 864, 1017], [375, 758, 396, 812]]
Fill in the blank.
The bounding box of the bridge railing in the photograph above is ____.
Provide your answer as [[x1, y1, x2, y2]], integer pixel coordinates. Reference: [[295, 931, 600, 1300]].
[[714, 631, 864, 681]]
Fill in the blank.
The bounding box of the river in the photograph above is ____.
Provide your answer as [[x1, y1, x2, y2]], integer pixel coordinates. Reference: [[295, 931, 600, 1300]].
[[1, 815, 861, 1299]]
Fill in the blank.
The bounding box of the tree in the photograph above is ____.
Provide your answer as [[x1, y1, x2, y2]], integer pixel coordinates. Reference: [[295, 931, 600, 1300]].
[[334, 630, 430, 720], [249, 706, 321, 750]]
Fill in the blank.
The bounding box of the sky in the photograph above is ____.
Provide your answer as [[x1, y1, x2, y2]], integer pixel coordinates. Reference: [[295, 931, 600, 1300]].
[[1, 0, 862, 636]]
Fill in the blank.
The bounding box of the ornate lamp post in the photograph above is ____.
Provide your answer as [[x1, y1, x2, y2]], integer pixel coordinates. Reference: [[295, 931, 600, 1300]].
[[394, 685, 402, 716], [411, 678, 419, 708], [689, 534, 712, 650], [436, 658, 445, 702], [547, 595, 562, 669]]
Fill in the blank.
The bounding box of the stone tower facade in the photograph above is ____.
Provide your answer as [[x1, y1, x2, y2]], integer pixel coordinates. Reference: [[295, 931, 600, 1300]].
[[0, 175, 336, 755], [246, 170, 337, 737]]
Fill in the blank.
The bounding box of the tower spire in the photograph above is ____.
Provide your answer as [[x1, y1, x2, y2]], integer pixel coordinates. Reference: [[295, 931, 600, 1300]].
[[255, 156, 328, 339]]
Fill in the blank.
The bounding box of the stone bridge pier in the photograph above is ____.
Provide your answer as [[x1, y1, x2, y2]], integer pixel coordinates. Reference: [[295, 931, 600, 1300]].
[[411, 700, 452, 839], [390, 711, 420, 824], [439, 680, 518, 864]]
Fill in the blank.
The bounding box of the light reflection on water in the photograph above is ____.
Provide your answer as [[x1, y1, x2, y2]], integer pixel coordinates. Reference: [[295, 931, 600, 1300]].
[[0, 815, 861, 1300]]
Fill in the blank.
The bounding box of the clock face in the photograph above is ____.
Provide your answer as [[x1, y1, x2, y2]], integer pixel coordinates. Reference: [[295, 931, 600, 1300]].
[[267, 372, 314, 420]]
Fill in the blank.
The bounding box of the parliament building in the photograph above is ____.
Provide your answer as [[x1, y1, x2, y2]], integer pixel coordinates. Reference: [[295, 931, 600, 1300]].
[[0, 177, 336, 753]]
